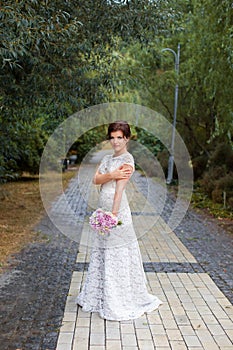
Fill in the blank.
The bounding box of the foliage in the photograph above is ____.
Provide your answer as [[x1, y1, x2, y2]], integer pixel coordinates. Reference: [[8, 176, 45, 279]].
[[191, 188, 233, 220], [175, 0, 233, 162], [119, 0, 233, 160], [199, 143, 233, 208], [0, 114, 47, 182], [134, 127, 164, 155], [128, 127, 165, 177], [68, 125, 107, 163], [0, 0, 183, 181], [1, 0, 182, 112]]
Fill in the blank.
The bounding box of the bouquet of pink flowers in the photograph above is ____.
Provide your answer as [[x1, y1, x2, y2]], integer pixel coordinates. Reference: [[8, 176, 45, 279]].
[[89, 208, 122, 235]]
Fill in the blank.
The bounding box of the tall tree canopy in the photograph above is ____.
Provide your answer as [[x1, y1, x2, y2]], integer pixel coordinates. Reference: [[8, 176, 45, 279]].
[[0, 0, 182, 180]]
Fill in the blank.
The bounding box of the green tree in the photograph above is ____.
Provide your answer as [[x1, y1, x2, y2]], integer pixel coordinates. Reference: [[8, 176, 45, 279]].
[[0, 0, 184, 181], [177, 0, 233, 157], [121, 0, 233, 163]]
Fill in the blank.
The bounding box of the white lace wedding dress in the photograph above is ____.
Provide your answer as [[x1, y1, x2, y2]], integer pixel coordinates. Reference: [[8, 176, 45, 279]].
[[76, 152, 162, 321]]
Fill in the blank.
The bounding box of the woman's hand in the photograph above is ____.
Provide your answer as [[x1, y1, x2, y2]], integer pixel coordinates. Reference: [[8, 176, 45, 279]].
[[93, 163, 133, 185], [110, 164, 133, 180]]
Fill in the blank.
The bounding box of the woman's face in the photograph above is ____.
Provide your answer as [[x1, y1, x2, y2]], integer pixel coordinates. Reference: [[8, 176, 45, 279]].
[[109, 130, 128, 155]]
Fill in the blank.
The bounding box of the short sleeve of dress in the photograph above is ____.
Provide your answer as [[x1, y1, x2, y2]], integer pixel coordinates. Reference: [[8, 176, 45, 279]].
[[120, 152, 135, 171], [98, 155, 110, 174]]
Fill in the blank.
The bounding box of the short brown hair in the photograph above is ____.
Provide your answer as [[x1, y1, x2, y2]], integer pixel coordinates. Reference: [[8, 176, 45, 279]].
[[107, 120, 131, 139]]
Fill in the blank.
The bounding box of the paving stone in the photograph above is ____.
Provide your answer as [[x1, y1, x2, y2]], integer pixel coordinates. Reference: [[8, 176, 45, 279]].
[[149, 324, 166, 335], [153, 334, 170, 347], [76, 317, 91, 327], [78, 306, 91, 318], [186, 310, 202, 320], [121, 333, 137, 346], [207, 324, 225, 336], [189, 319, 206, 330], [120, 323, 135, 333], [57, 332, 73, 344], [137, 340, 155, 350], [170, 340, 188, 350], [56, 344, 72, 350], [201, 342, 220, 350], [106, 340, 122, 350], [179, 326, 196, 336], [225, 328, 233, 339], [60, 321, 75, 332], [133, 317, 149, 329], [195, 328, 216, 343], [162, 318, 178, 330], [219, 319, 233, 329], [201, 314, 218, 324], [135, 328, 152, 339], [72, 338, 89, 350], [90, 333, 105, 346], [106, 327, 120, 340], [105, 320, 121, 328], [183, 335, 202, 347], [91, 324, 105, 333], [175, 315, 190, 326], [166, 329, 183, 341], [213, 334, 233, 346]]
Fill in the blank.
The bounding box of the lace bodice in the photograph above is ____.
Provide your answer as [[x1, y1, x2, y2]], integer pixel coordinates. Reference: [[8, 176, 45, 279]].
[[92, 152, 135, 249], [98, 152, 135, 192]]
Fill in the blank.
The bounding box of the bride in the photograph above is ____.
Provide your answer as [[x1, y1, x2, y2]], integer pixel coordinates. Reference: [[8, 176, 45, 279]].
[[76, 120, 162, 321]]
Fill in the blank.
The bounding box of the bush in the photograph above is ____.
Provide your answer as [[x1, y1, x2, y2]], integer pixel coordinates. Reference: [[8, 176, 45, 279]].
[[132, 127, 165, 177], [0, 117, 47, 183], [200, 142, 233, 208], [201, 166, 225, 197], [69, 125, 107, 163], [192, 154, 208, 179], [214, 173, 233, 207], [209, 142, 233, 169], [211, 189, 223, 204], [228, 197, 233, 208]]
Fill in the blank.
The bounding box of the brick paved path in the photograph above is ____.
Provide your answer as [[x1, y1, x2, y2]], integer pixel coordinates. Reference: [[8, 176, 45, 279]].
[[55, 151, 233, 350]]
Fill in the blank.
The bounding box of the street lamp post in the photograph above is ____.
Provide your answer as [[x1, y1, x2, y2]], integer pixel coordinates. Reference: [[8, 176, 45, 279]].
[[161, 43, 180, 184]]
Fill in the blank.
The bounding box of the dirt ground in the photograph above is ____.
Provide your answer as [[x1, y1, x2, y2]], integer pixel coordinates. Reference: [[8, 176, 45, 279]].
[[0, 169, 77, 270]]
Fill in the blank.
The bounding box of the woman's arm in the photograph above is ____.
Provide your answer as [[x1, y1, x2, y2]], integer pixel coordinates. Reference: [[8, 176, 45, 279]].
[[111, 178, 129, 216], [111, 164, 134, 216], [93, 164, 132, 185]]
